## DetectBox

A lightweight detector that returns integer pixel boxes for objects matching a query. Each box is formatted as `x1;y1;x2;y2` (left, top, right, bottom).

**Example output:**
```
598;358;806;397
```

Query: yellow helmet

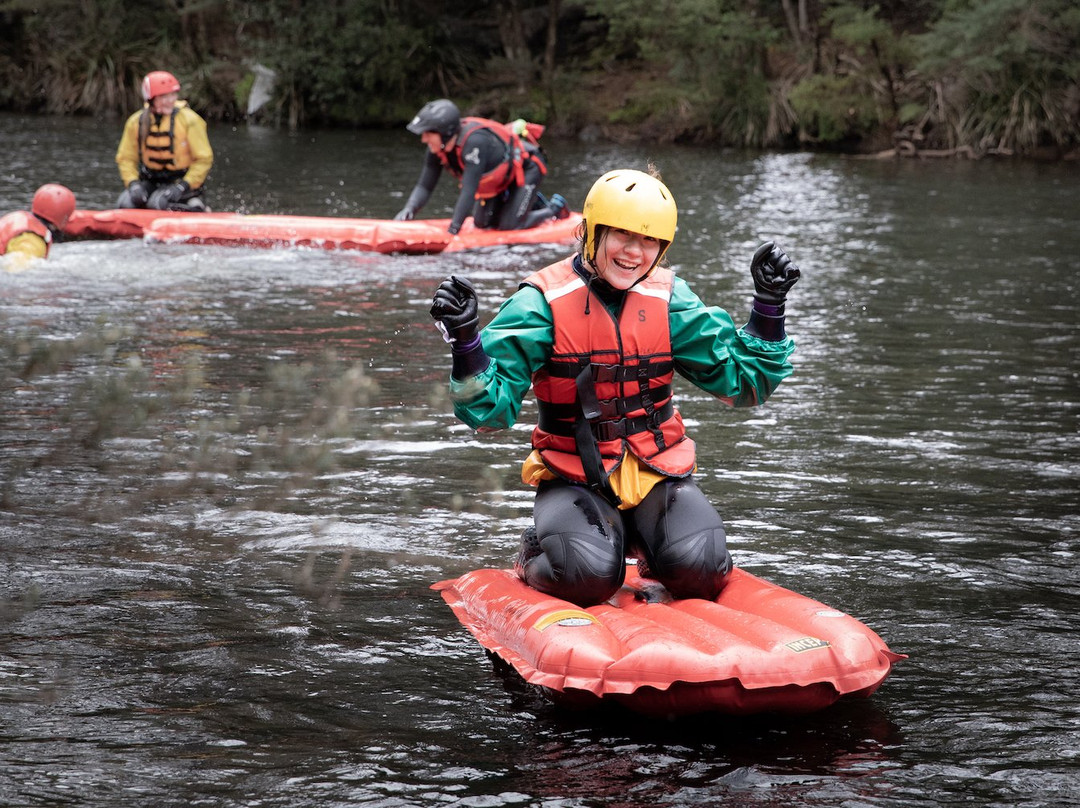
582;169;677;267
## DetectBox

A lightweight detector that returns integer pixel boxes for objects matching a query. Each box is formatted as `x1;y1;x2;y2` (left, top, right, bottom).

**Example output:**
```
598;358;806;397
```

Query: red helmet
31;184;77;228
142;70;181;101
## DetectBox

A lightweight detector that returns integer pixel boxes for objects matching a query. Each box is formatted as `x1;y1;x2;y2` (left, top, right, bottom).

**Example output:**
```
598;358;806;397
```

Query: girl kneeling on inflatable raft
429;167;801;607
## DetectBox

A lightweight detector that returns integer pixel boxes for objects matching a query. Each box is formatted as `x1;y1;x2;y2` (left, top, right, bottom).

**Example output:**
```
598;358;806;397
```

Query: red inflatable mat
64;208;581;254
433;564;905;717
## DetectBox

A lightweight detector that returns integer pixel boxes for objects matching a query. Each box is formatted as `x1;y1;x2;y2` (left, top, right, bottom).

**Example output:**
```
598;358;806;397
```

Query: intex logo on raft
785;637;831;653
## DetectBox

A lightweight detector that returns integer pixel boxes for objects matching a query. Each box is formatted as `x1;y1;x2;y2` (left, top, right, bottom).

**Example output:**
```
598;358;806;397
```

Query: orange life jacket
436;117;547;199
524;257;696;495
0;211;50;255
138;104;186;182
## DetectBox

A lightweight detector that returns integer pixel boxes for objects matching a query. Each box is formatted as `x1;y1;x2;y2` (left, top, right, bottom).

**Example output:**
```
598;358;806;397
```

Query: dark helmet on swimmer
406;98;461;141
582;169;678;270
142;70;181;101
31;183;77;229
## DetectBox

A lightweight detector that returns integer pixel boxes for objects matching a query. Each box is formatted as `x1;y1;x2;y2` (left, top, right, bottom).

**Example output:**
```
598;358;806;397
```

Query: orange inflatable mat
63;209;581;254
432;564;905;717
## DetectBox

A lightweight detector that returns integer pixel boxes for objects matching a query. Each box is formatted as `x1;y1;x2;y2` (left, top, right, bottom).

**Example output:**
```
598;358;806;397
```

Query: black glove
127;181;149;207
430;276;479;345
393;206;415;221
162;180;190;205
447;221;461;236
750;241;801;308
431;276;490;379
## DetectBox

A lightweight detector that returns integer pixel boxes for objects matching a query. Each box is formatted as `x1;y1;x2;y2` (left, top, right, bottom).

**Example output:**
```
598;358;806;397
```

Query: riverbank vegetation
2;0;1077;158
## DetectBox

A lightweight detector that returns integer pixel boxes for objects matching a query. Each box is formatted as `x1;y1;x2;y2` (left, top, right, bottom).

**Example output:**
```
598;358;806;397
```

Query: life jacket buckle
590;363;620;384
593;420;624;442
596;397;622;419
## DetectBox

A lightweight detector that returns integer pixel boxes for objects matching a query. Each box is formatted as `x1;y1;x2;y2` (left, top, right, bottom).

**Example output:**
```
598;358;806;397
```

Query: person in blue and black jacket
395;98;566;235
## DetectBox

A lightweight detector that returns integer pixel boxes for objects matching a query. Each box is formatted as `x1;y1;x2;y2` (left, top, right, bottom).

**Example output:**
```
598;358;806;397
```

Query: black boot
513;526;542;579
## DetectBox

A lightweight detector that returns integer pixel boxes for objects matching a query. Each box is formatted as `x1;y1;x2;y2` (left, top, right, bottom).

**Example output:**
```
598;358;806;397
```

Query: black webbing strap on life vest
545;360;673;382
541;359;675;505
635;361;666;452
538;384;672;421
539;400;675;441
572;363;620;504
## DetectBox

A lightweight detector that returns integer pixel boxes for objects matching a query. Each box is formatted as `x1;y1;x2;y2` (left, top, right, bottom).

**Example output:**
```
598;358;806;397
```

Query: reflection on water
2;113;1079;806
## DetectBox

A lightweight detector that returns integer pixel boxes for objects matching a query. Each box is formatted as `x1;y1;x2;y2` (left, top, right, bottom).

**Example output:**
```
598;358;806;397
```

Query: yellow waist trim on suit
521;449;669;509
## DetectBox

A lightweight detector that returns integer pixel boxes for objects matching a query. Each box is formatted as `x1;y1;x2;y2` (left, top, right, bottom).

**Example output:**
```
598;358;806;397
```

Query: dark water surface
2;113;1078;807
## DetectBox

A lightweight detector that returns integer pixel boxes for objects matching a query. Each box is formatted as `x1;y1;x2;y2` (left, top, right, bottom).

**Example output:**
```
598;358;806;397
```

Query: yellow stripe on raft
532;609;599;631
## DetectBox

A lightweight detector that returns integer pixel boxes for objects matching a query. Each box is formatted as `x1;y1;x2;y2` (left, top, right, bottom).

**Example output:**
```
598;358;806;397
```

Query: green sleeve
448;285;553;430
448;277;795;428
668;276;795;407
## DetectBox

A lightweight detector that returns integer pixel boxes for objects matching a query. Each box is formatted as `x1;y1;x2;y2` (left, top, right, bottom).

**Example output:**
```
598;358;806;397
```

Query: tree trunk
544;0;561;82
542;0;561;116
781;0;802;49
497;0;532;93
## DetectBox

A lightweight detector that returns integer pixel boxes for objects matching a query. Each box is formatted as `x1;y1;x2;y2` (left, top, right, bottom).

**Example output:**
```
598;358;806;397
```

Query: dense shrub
0;0;1076;155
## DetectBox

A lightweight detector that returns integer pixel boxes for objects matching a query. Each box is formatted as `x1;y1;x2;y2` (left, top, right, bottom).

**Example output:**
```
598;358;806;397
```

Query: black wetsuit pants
473;150;547;230
519;476;733;607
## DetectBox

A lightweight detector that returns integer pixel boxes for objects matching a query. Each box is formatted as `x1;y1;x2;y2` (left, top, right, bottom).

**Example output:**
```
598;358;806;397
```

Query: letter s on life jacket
523;257;695;487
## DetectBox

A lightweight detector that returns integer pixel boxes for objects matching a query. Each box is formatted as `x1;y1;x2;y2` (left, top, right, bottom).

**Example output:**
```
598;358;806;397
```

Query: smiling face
592;226;663;290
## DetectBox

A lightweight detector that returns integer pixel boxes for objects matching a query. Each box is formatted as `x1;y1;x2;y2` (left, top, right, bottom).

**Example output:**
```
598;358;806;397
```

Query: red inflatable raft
433;564;905;717
62;209;582;254
64;208;167;241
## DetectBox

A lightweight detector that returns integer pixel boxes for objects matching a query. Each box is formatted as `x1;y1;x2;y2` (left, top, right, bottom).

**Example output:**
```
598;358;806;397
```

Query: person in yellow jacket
115;71;213;211
1;184;77;269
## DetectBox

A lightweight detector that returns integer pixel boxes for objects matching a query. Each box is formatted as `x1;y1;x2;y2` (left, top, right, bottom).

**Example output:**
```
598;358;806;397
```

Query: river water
2;112;1078;807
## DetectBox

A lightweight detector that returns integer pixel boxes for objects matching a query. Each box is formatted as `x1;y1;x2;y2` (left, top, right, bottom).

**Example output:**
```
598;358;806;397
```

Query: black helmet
406;98;461;140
